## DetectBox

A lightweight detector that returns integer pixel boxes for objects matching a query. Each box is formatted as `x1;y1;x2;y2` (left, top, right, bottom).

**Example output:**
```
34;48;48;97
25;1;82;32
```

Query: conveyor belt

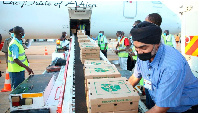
75;36;88;113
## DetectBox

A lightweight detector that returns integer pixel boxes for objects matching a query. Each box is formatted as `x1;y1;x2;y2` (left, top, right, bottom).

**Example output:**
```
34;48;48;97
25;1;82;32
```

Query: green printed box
86;77;140;113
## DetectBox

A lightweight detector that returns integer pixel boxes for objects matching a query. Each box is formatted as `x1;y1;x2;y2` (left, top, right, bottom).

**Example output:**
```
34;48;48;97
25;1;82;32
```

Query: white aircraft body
0;1;181;40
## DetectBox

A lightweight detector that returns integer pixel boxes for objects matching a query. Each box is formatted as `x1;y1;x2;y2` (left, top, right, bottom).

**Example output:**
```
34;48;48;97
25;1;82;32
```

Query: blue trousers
9;71;25;89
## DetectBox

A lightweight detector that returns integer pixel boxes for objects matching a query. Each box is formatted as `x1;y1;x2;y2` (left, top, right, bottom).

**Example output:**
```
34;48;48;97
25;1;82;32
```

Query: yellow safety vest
8;39;28;72
98;35;108;50
79;25;85;30
118;37;128;57
162;34;173;47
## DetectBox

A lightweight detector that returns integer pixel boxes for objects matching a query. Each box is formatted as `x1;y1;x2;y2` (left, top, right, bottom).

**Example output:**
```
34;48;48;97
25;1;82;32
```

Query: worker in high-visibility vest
115;31;130;70
161;30;176;48
97;31;108;57
8;26;34;89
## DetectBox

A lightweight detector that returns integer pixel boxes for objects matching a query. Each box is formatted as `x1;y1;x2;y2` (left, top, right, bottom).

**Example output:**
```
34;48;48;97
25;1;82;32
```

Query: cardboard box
80;45;100;50
77;32;85;36
86;77;140;113
81;53;100;59
104;109;138;113
81;58;100;64
78;35;88;38
78;38;90;43
84;64;120;80
84;60;108;66
77;30;85;33
71;29;76;34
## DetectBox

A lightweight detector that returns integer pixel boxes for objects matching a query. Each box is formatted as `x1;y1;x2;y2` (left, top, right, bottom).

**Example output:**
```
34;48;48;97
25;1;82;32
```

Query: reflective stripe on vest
132;46;137;60
98;35;108;50
8;52;25;57
162;34;173;47
8;39;28;72
118;37;128;57
79;25;85;30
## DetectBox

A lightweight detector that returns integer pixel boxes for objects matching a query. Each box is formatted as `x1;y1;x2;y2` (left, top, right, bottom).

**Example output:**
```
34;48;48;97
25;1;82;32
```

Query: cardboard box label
91;62;103;65
94;80;131;95
94;68;109;72
101;98;132;104
101;84;121;92
93;76;115;79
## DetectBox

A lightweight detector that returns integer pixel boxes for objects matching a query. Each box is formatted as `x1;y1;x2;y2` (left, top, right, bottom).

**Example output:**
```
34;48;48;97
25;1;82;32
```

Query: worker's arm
128;75;141;87
5;52;8;67
115;42;119;49
129;52;135;61
14;59;34;75
104;43;107;51
146;105;169;113
129;39;132;46
92;36;98;41
104;36;108;51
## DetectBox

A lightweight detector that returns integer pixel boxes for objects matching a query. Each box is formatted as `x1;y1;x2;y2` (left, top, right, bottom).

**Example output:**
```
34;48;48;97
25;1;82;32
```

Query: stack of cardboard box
84;63;121;94
77;30;85;36
79;42;100;63
86;77;140;113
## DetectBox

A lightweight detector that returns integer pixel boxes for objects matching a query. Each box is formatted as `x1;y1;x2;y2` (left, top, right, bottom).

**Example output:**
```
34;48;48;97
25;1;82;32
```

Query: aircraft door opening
70;19;90;36
68;7;92;36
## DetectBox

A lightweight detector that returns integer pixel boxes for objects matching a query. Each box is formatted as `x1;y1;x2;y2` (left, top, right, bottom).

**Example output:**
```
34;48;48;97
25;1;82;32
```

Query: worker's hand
90;35;93;38
115;50;119;54
129;52;132;56
103;49;106;52
26;67;34;75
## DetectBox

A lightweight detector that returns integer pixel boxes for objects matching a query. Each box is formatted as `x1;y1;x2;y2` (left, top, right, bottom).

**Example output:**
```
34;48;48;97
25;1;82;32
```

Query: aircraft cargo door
68;7;92;36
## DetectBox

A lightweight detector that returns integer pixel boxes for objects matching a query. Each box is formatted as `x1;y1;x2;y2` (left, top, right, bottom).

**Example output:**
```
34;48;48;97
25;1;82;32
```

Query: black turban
130;21;162;44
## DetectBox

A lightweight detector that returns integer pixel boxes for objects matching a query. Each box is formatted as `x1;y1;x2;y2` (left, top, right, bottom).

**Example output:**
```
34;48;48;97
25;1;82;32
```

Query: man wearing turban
128;21;198;113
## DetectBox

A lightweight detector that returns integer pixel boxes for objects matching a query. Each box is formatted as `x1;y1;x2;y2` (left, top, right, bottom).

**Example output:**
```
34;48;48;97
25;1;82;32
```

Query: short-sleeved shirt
120;37;129;46
9;38;23;59
1;37;12;53
134;43;198;112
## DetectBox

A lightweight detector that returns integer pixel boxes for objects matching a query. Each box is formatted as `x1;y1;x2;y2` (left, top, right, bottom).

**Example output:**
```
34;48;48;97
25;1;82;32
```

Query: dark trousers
101;50;107;58
167;105;198;113
145;88;155;109
9;71;25;89
127;56;136;71
182;105;198;113
145;88;198;113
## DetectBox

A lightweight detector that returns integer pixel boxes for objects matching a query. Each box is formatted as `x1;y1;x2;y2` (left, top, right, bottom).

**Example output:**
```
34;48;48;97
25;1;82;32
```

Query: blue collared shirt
134;43;198;112
9;38;23;59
